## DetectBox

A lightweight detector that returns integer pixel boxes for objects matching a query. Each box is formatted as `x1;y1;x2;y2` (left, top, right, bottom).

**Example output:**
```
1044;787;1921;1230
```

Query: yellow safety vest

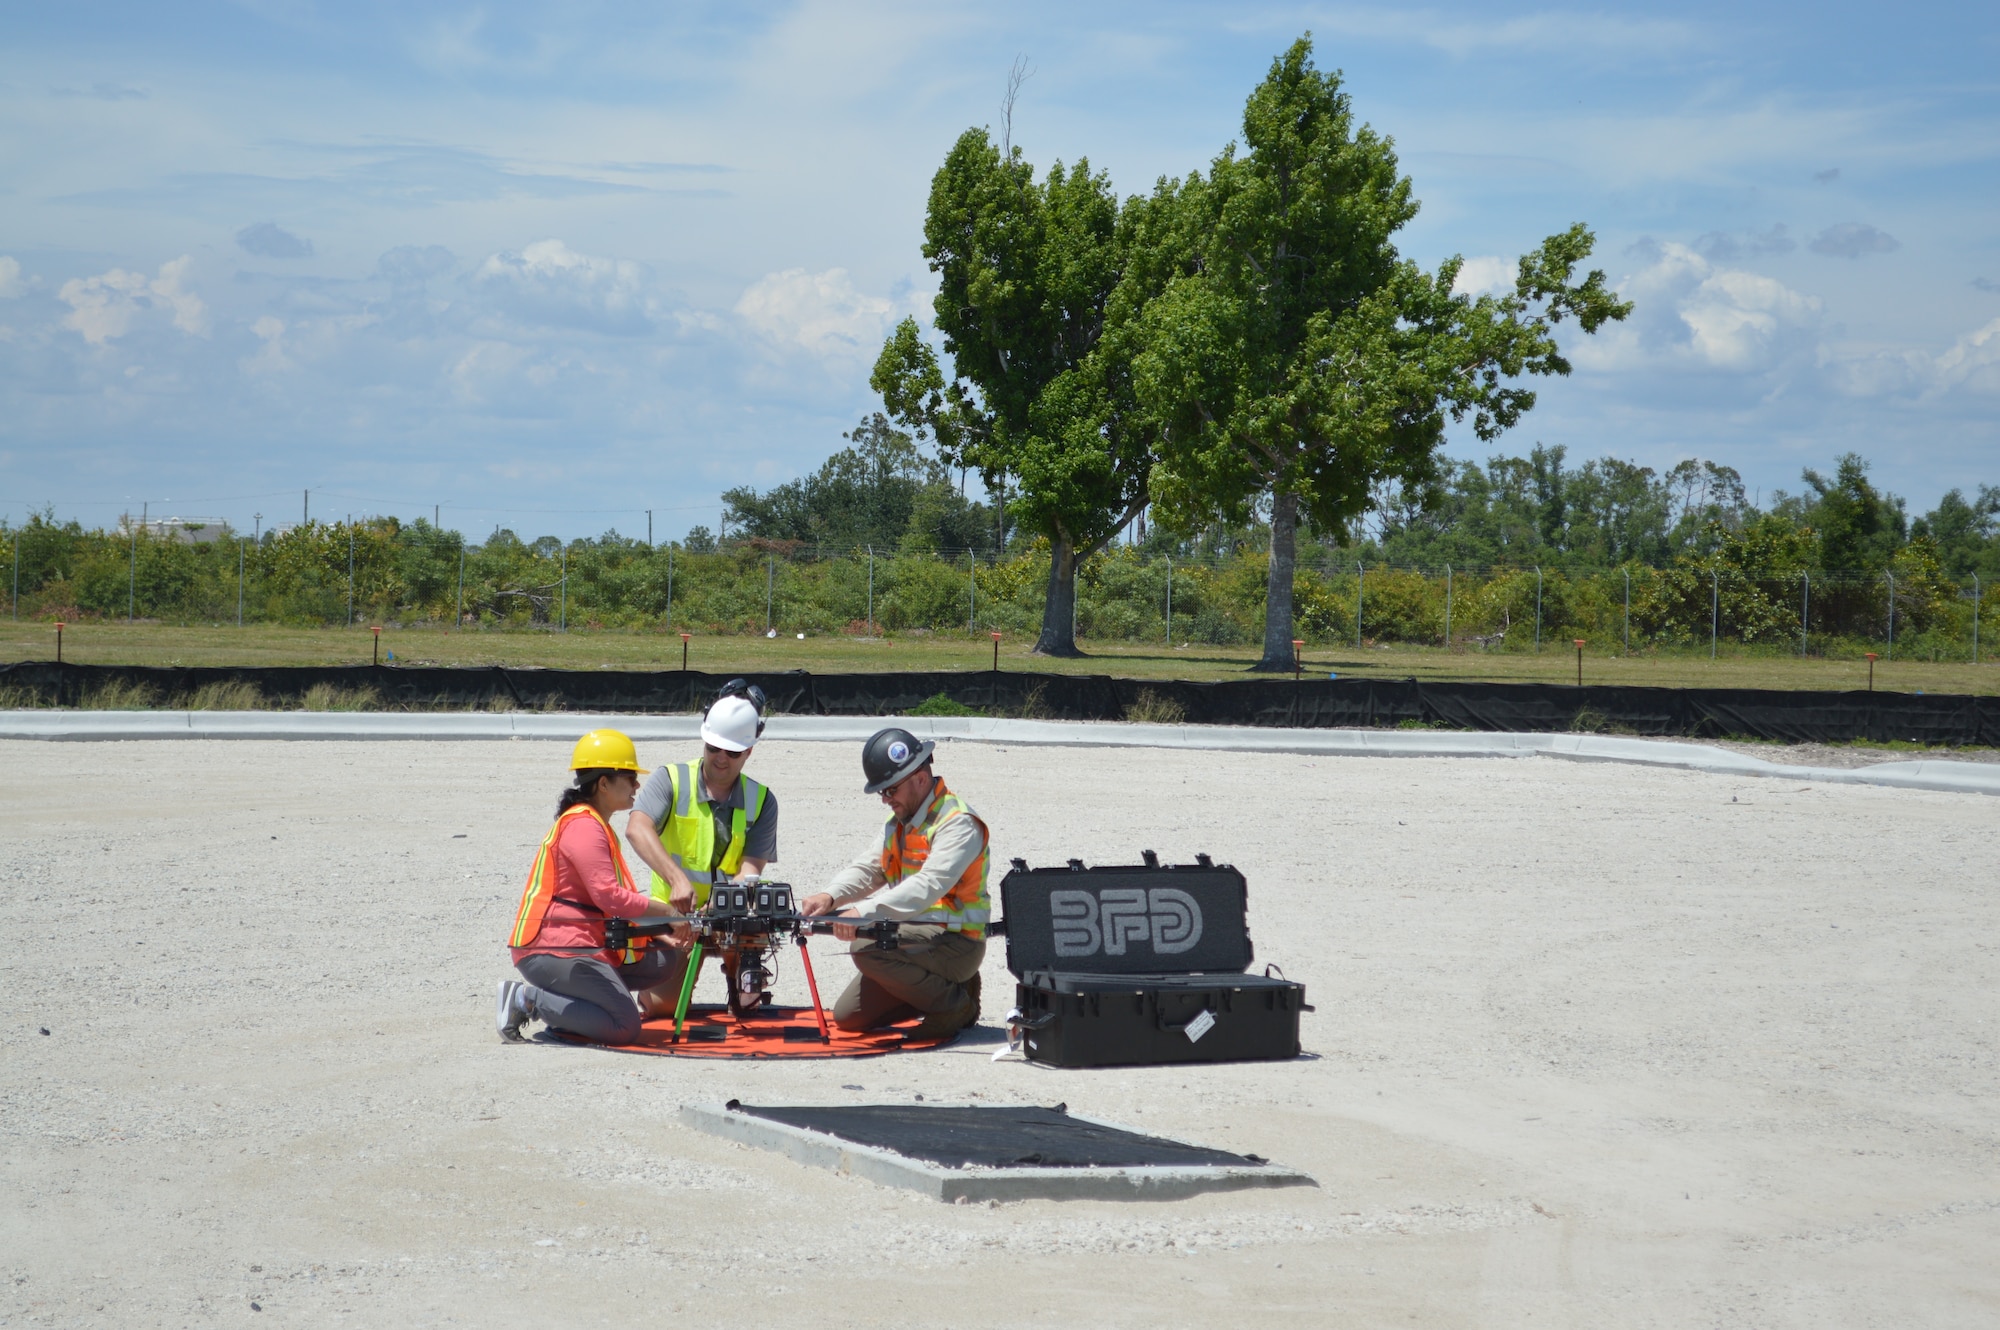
646;761;769;906
881;777;990;938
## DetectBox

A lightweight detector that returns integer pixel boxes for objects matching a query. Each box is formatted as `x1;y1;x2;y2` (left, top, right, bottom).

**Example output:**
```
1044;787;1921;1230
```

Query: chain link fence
2;517;1988;662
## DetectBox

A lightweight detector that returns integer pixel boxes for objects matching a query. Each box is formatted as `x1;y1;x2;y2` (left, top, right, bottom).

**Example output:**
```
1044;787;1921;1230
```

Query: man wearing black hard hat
799;726;990;1039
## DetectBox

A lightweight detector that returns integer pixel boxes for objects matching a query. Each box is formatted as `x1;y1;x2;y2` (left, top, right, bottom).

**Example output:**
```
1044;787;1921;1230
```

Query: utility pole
1622;568;1630;655
128;510;137;622
303;490;309;525
1710;568;1719;659
253;512;262;544
1887;571;1896;660
237;537;245;626
559;547;567;632
666;544;674;630
434;504;439;528
347;517;355;626
646;510;653;549
1534;566;1543;652
1356;563;1366;647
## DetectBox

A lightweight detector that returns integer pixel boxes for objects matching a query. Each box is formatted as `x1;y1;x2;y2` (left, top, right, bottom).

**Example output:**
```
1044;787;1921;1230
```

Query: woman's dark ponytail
557;768;617;816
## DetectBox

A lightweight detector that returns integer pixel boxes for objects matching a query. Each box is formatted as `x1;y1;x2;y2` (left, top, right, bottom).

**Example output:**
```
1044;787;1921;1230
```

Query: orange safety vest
509;804;647;961
880;777;991;938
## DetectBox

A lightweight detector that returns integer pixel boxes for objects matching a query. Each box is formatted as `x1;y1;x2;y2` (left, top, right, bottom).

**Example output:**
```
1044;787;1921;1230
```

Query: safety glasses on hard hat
717;678;768;714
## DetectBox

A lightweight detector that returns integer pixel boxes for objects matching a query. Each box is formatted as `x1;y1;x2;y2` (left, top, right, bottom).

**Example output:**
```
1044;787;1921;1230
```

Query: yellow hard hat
570;728;642;773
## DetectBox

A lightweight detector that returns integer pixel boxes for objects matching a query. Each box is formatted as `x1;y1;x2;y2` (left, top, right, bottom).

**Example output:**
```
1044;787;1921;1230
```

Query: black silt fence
3;661;1995;746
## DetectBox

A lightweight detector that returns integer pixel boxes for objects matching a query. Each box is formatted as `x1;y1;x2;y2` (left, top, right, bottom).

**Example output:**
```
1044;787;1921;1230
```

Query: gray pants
516;946;686;1045
831;925;984;1031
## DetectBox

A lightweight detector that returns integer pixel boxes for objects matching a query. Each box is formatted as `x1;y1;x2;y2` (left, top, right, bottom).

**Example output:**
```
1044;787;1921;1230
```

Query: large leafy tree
873;128;1170;655
721;413;991;554
1132;37;1633;668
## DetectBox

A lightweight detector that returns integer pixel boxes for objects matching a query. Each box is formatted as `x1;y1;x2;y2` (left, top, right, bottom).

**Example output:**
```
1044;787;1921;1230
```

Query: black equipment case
999;854;1309;1068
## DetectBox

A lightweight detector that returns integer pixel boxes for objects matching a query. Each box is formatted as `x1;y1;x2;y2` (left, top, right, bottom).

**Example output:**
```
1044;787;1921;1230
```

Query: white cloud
242;315;292;374
0;257;23;299
471;239;655;335
1451;255;1514;297
1828;317;2000;399
734;267;897;360
58;255;210;345
1303;7;1698;61
1575;242;1820;375
1936;318;2000;394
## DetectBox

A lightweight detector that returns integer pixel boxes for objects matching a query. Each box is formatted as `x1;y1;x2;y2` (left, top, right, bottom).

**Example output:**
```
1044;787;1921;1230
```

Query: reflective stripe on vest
879;777;990;938
646;761;768;905
509;803;646;960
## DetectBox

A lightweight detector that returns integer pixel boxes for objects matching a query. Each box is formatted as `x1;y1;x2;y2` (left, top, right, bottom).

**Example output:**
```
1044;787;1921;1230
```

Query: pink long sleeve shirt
510;812;660;966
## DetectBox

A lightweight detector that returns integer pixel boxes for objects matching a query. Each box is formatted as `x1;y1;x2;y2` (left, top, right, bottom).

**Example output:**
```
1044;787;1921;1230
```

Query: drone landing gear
669;940;832;1044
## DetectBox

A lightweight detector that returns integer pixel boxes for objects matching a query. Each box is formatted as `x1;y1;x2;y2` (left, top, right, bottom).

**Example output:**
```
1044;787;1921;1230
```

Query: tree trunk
1033;531;1083;656
1251;489;1299;671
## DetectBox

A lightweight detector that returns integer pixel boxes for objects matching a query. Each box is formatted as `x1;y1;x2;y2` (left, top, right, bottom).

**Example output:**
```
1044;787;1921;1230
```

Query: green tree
722;414;991;554
1131;36;1633;669
1913;485;2000;578
872;127;1168;655
1800;453;1904;574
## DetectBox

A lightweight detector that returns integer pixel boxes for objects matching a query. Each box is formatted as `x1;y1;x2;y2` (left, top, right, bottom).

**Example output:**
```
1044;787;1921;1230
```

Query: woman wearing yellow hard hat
496;729;687;1044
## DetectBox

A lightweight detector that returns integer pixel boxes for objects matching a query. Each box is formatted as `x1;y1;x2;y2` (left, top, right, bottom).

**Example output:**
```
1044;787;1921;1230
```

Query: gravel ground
3;736;1996;1328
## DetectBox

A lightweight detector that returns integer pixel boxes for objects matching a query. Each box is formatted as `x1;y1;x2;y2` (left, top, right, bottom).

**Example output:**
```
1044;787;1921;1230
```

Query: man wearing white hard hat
625;680;780;1013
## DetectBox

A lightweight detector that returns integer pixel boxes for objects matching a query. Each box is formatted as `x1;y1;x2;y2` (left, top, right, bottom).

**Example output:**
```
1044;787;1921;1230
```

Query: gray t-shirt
633;761;778;872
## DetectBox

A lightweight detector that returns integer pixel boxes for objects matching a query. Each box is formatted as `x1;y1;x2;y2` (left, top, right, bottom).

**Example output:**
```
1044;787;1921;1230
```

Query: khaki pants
831;924;984;1031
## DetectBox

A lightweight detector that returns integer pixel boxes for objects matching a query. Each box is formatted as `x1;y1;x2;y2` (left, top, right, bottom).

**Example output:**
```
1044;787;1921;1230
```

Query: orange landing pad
571;1004;956;1059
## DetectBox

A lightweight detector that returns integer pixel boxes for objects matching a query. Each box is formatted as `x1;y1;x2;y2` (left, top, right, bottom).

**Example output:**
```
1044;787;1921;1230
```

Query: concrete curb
677;1101;1316;1203
3;709;1996;797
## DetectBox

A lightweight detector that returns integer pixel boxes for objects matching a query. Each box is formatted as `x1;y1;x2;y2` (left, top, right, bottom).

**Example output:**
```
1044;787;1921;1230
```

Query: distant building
118;517;229;544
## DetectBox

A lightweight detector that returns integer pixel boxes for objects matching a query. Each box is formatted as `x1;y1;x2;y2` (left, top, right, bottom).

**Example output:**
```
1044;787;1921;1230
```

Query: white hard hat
701;695;763;752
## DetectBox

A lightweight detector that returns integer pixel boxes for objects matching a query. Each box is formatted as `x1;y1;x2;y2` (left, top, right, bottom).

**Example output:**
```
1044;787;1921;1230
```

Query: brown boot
909;990;977;1041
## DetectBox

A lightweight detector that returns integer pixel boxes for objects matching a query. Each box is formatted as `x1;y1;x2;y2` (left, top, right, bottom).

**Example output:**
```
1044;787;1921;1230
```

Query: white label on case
1184;1010;1217;1043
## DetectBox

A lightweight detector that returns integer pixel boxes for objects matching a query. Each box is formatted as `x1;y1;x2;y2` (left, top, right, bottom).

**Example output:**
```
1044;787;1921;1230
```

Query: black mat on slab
725;1102;1262;1169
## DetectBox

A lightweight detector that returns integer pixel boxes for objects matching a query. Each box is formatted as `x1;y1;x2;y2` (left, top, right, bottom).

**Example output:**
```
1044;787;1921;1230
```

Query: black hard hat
862;727;934;794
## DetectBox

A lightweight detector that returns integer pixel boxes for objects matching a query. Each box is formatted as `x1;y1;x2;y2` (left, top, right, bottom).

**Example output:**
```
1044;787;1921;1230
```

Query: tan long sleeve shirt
822;786;987;921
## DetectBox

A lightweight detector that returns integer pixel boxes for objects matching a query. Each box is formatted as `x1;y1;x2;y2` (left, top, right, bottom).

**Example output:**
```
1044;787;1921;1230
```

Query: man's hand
668;880;696;915
827;910;862;943
799;891;835;917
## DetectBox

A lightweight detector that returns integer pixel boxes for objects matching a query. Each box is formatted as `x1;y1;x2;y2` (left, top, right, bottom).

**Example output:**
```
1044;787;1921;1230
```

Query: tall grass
299;683;381;712
79;679;160;709
179;680;267;710
1124;688;1188;725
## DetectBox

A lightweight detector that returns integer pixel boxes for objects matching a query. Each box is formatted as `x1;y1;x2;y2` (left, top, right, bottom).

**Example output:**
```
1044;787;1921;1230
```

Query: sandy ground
1679;738;2000;768
2;737;1996;1329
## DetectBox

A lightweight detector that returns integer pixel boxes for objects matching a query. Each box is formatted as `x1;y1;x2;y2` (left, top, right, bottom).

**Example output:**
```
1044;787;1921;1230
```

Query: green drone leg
670;941;704;1044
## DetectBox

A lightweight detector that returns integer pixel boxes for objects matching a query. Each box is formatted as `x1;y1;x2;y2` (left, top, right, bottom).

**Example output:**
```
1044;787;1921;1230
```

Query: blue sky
2;1;1995;541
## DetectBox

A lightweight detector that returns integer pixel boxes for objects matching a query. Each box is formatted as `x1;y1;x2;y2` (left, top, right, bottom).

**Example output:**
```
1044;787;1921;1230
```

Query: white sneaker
497;979;532;1042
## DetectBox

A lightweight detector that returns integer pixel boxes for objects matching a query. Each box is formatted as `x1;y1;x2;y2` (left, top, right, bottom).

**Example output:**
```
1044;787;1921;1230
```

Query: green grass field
5;620;1996;694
